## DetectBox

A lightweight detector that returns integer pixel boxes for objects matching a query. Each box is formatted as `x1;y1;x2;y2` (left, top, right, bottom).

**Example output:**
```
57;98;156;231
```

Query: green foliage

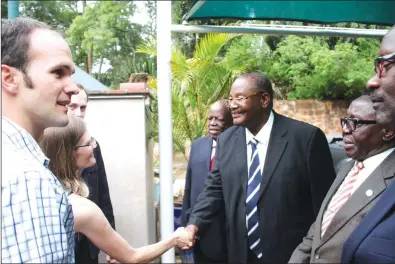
66;1;145;87
263;36;380;99
224;35;269;72
138;33;241;158
1;0;8;18
224;34;379;100
19;1;79;33
13;1;149;88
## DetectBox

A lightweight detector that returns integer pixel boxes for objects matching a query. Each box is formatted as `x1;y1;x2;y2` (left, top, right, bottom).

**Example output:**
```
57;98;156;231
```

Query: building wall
273;99;351;134
84;92;155;261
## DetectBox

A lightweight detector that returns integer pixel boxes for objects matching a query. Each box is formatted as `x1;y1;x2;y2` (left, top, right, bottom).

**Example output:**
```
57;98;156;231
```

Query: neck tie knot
355;161;364;172
249;138;258;147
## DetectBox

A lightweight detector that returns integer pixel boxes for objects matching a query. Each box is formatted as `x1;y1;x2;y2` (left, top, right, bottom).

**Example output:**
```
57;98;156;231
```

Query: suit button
243;232;247;237
315;253;320;260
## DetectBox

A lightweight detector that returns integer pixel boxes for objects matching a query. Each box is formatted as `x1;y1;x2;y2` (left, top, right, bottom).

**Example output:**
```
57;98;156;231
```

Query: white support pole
157;1;175;263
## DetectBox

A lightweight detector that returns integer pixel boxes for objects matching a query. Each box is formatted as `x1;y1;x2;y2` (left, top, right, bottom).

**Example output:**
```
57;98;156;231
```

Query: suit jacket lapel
258;113;288;202
232;127;249;197
202;136;213;171
313;160;354;242
321;151;395;243
342;174;395;263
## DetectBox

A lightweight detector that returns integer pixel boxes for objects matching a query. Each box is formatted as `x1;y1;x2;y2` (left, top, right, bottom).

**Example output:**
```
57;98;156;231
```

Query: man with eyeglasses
180;72;336;264
68;83;116;264
290;95;395;264
368;25;395;131
341;26;395;264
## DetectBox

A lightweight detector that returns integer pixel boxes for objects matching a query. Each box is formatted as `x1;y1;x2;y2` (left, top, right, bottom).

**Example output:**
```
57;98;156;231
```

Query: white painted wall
84;93;156;262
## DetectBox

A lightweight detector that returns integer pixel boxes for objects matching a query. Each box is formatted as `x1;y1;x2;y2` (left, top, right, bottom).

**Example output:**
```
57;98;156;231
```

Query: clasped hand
173;225;196;250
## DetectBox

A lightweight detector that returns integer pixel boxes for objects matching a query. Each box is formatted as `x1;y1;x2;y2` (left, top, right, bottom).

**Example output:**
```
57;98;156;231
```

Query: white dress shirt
211;139;217;159
245;111;275;174
350;147;395;195
245;111;274;228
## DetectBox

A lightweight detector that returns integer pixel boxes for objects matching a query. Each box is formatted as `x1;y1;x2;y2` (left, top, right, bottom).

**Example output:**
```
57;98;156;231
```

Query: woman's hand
106;254;118;264
172;227;193;248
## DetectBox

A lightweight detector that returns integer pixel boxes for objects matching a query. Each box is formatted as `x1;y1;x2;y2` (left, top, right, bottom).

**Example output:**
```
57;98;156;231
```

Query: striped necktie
246;138;263;258
321;161;365;237
210;144;216;171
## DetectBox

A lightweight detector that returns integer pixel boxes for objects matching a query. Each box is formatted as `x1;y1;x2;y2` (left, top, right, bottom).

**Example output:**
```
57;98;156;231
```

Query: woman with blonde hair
40;115;190;263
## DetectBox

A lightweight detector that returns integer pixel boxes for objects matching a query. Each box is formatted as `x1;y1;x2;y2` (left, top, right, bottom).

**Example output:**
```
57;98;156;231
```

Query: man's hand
106;254;118;264
181;225;198;250
173;227;192;248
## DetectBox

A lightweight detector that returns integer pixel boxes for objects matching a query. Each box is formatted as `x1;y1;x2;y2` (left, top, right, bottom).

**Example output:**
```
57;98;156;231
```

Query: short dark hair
76;83;89;103
1;17;51;73
239;72;274;108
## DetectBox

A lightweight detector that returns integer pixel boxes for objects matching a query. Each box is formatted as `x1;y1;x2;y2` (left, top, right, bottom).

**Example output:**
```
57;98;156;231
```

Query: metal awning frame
179;0;388;38
171;23;387;38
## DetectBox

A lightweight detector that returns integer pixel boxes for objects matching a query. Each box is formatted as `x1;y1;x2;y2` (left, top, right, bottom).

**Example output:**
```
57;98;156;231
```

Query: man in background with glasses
368;25;395;131
182;72;336;264
341;26;395;264
290;95;395;263
68;83;116;264
180;100;232;264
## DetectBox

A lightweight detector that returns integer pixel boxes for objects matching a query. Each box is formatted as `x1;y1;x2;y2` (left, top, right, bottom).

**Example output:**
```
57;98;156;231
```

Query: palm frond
194;33;238;60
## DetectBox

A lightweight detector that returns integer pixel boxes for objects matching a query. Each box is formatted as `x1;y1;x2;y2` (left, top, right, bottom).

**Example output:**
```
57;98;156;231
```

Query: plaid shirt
2;117;75;263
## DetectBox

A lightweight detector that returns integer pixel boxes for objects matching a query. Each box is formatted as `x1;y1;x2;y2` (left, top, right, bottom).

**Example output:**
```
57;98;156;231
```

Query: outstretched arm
69;194;190;263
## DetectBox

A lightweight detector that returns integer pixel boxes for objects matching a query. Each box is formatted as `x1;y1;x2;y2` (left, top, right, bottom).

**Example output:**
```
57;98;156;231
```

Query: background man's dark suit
188;112;336;264
342;165;395;264
181;136;227;263
75;141;115;263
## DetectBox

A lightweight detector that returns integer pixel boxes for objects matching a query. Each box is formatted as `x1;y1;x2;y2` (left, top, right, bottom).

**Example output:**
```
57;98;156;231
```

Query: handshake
172;225;199;250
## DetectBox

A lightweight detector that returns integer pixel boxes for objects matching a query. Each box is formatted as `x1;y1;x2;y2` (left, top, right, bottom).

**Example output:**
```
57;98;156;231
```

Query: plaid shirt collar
2;117;50;168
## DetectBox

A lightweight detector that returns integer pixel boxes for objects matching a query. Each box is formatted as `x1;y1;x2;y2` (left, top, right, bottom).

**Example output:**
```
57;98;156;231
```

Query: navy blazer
342;172;395;264
181;136;228;262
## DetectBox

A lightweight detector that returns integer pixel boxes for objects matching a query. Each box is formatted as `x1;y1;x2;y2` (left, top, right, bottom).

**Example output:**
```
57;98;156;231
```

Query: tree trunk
83;0;92;74
87;47;92;75
97;57;104;81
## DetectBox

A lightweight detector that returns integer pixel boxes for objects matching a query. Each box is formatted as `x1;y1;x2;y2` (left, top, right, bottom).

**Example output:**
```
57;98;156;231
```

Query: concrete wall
274;99;351;134
84;91;155;261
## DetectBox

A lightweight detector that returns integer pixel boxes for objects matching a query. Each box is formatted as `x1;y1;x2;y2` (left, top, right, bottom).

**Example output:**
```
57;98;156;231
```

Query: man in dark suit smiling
181;73;336;264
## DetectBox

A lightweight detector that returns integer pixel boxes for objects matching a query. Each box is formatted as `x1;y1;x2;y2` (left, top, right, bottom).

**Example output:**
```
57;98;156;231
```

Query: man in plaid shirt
2;18;79;263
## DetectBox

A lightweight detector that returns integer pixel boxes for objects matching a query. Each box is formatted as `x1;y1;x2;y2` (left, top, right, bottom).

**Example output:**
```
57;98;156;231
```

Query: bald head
349;95;376;119
384;25;395;40
238;72;274;98
210;100;229;113
208;100;233;139
381;25;395;54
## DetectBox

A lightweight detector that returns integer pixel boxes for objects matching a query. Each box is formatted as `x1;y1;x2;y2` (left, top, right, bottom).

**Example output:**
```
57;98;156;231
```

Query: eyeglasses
74;137;97;149
340;117;377;132
374;52;395;78
226;91;266;105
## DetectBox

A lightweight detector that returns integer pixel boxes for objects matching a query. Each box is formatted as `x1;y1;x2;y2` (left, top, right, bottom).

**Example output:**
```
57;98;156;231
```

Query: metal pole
182;0;206;23
157;1;175;263
170;24;387;38
7;0;19;18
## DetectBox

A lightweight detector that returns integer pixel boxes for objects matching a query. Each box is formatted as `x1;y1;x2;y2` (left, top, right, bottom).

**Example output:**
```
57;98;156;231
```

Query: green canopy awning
184;0;394;26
